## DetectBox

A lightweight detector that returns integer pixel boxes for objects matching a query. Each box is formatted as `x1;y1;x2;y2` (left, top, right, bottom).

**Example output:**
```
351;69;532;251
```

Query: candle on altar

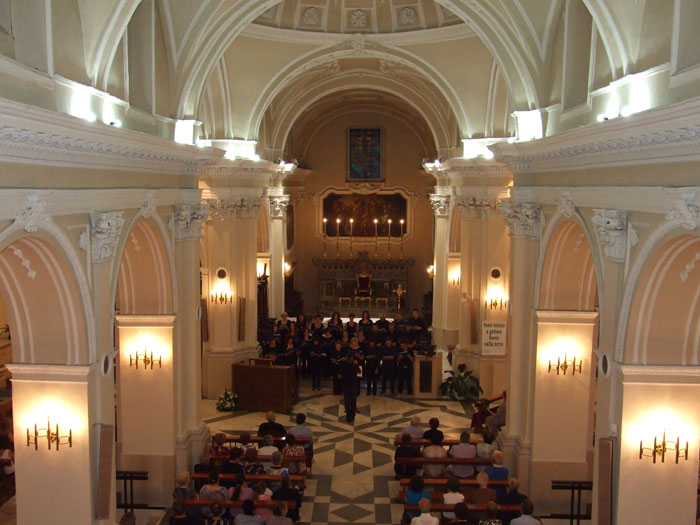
322;218;328;259
335;218;341;259
323;217;327;236
399;219;405;260
373;218;379;259
387;219;392;259
349;218;354;258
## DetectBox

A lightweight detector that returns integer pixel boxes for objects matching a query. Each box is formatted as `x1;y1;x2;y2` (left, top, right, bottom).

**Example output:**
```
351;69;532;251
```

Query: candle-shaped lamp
387;219;392;260
349;218;354;259
399;219;405;260
373;218;379;259
323;218;328;259
335;218;341;259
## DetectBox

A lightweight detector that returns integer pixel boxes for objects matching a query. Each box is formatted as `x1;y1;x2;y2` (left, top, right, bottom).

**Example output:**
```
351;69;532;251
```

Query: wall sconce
547;353;583;376
210;290;233;304
485;296;508;310
26;418;72;450
283;261;292;277
129;349;162;370
211;267;233;304
639;430;689;464
426;265;435;279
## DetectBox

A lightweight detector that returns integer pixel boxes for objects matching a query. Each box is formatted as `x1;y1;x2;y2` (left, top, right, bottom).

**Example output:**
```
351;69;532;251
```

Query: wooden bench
183;498;298;510
399;478;509;489
392;437;482;447
222;434;311;446
404;502;520;512
395;457;493;467
191;473;305;484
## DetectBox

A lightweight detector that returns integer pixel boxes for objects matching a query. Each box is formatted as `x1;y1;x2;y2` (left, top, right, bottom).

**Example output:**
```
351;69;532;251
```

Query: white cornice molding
509;185;700;216
0;188;202;222
0;97;222;174
535;310;599;323
241;23;475;46
492;96;700;172
114;314;177;327
619;364;700;384
7;362;97;382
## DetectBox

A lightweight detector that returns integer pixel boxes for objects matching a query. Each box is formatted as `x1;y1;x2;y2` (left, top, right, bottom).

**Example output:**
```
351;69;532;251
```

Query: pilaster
268;190;290;319
429;193;451;349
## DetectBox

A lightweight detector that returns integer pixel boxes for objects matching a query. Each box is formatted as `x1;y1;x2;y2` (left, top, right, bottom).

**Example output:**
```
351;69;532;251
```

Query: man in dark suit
258;411;287;437
338;353;360;423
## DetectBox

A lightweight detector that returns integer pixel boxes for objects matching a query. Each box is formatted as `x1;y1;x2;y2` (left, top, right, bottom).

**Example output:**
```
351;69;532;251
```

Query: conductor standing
338;353;360;423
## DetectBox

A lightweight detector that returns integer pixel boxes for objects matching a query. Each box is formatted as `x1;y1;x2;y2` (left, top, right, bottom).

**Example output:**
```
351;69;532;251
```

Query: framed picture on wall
347;127;383;181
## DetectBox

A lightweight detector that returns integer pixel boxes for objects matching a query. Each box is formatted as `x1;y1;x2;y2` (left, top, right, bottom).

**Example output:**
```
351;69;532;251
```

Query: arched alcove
624;233;700;365
0;236;89;365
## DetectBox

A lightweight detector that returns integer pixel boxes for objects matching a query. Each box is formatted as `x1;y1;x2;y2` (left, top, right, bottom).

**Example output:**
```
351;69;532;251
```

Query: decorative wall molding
13;194;51;233
557;192;576;218
502;202;541;237
205;197;264;221
592;209;628;263
171;204;208;240
456;196;502;219
664;190;699;230
9;246;36;279
0;98;222;175
429;194;451;217
269;195;291;219
140;191;157;219
491;96;700;172
79;211;125;263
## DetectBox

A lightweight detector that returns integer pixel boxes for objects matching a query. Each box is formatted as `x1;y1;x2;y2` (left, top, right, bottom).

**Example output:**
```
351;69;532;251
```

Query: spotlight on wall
639;430;689;464
129;348;162;370
547;353;583;376
26;418;73;451
426;265;435;279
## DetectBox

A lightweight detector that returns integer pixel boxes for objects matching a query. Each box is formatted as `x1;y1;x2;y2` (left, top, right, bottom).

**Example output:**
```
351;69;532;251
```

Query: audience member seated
258;435;279;469
395;433;420;479
253;481;273;521
288;413;313;466
410;498;439;525
501;478;528;525
220;448;245;487
272;475;301;522
448;431;477;479
238;432;256;453
451;502;471;525
422;433;447;478
485;392;506;437
173;471;198;518
258;411;287;438
211;433;228;457
485;451;508;500
402;416;424;440
206;502;231;524
267;451;289;481
442;476;465;520
510;500;540;525
479;501;503;525
265;502;293;525
476;430;497;473
422;418;444;444
170;499;196;525
234;499;263;525
405;475;431;521
280;434;307;475
230;473;254;518
242;448;266;475
471;399;492;433
199;471;232;518
468;473;497;505
194;450;213;492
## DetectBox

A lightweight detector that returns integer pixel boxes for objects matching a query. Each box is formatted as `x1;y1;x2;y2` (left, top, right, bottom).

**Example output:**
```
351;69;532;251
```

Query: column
268;191;289;319
201;195;262;398
429;194;451;349
172;202;209;471
530;311;598;515
116;314;177;508
500;202;541;489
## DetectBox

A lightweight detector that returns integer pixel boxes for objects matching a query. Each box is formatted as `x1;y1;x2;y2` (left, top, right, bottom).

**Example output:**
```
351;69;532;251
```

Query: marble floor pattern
203;379;473;525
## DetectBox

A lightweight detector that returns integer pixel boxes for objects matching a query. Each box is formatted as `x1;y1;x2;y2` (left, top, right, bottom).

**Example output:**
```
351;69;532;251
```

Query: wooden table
232;363;297;413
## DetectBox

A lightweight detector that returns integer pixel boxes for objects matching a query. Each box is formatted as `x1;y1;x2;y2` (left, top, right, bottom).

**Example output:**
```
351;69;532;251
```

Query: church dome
253;0;463;34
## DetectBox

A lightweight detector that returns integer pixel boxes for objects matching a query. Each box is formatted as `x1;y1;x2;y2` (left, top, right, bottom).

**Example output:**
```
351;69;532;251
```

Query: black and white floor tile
203;380;473;524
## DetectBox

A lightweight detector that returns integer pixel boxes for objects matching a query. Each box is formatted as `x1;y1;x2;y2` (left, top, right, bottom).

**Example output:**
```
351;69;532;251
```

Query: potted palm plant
438;363;483;402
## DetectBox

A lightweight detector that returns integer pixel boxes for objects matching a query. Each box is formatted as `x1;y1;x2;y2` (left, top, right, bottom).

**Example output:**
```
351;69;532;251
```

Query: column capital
171;203;208;240
456;196;502;219
269;194;290;219
592;208;628;262
205;197;264;220
429;194;451;217
79;211;125;262
502;202;541;237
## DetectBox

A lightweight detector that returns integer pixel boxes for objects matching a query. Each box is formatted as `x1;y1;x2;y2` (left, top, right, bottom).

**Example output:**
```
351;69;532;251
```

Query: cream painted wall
289;111;435;313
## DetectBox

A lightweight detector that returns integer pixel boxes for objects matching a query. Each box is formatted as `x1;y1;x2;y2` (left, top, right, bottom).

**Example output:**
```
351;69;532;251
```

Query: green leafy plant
0;324;9;340
215;389;238;412
438;363;483;402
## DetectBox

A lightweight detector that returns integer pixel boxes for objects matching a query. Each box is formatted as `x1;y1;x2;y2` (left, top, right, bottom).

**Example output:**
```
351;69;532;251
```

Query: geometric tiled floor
203;378;473;524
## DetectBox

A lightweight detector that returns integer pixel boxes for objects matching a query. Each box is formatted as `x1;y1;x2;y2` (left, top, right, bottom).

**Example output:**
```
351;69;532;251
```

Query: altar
313;251;413;312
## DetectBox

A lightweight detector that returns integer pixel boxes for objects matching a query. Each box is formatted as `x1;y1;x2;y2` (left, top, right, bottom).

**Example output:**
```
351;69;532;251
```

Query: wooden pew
392;436;482;447
183;498;298;510
211;453;274;463
395;457;493;467
399;478;509;489
191;473;305;484
221;434;311;446
404;502;520;512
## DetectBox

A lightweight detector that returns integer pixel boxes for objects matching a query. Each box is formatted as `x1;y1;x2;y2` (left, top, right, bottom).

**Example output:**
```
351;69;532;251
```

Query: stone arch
0;234;90;365
114;218;175;316
537;215;600;311
623;233;700;365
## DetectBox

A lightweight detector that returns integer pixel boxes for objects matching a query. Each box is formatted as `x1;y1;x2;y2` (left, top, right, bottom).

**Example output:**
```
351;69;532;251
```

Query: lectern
412;353;442;398
232;362;297;413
